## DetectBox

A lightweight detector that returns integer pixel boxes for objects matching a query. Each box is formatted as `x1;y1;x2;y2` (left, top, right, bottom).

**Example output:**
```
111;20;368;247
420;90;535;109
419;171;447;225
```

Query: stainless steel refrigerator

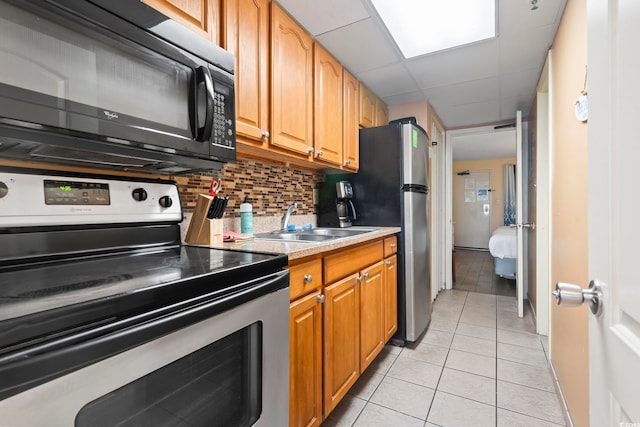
318;120;431;343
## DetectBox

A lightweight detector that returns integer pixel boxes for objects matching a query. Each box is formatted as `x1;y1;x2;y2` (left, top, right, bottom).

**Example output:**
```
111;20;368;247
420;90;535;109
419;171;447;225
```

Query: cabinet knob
316;151;324;157
303;274;313;283
344;160;351;166
317;294;326;303
356;275;362;284
386;260;392;267
362;272;369;279
261;130;270;140
307;147;314;154
390;243;397;248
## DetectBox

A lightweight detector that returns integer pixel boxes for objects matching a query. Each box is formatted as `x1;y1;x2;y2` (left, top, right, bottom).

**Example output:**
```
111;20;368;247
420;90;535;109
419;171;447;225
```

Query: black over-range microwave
0;0;235;174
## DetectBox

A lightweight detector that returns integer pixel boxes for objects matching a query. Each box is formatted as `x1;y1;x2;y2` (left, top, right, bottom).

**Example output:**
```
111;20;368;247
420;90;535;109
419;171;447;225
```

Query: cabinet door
290;291;323;427
359;261;385;372
359;84;375;128
271;4;314;156
375;97;389;126
144;0;219;43
222;0;269;144
343;70;359;170
384;255;398;342
324;274;360;417
313;43;343;166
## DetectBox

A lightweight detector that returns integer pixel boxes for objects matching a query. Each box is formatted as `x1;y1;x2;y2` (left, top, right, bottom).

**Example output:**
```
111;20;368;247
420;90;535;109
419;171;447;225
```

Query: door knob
553;280;603;316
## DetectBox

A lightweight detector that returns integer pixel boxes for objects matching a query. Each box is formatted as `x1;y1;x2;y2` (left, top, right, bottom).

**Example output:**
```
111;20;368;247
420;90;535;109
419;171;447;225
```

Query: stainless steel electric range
0;168;289;427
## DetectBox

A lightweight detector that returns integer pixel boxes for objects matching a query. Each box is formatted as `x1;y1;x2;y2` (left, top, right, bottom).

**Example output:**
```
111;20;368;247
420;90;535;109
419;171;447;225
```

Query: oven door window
75;322;262;427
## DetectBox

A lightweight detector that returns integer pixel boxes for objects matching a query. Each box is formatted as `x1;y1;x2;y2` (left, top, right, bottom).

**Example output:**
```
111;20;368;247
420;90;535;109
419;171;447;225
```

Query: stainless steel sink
253;228;375;243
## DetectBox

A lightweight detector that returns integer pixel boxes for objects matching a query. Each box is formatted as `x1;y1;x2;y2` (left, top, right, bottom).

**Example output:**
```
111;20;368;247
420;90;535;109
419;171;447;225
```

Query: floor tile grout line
424;290;466;425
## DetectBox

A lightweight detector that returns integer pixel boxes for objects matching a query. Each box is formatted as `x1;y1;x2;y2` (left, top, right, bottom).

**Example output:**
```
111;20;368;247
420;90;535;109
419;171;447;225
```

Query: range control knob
132;188;148;202
0;181;8;199
159;195;173;208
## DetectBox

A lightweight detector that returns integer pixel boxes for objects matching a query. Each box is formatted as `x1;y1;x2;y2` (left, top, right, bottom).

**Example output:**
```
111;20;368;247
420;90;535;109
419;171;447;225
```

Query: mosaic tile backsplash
173;159;324;217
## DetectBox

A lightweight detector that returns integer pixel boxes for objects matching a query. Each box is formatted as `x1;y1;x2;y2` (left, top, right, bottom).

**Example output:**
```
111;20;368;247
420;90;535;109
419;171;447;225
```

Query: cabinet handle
303;274;313;283
261;130;270;140
362;272;369;279
316;150;324;157
317;294;326;303
307;147;314;154
386;260;392;267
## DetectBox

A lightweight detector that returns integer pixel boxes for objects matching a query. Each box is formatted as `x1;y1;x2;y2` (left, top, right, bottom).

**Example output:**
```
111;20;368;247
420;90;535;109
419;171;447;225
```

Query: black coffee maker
335;181;357;228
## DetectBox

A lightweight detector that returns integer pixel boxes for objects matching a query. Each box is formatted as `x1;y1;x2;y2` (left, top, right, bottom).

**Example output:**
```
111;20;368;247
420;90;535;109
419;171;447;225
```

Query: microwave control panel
212;81;235;149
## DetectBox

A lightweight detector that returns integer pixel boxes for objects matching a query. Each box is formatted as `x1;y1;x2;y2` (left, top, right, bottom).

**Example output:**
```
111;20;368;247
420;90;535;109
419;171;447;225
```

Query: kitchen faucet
282;202;298;230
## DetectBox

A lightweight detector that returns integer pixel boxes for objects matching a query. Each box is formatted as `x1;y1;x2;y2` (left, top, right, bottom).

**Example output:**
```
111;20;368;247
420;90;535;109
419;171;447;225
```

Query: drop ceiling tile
500;95;533;119
356;63;418;97
500;68;540;99
407;40;500;89
316;18;400;73
423;77;500;109
499;0;565;37
382;91;426;106
499;25;554;74
435;99;501;129
275;0;370;36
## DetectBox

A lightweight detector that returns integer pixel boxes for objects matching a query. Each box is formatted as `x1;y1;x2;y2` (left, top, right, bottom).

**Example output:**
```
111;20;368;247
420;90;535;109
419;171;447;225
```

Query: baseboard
549;360;575;427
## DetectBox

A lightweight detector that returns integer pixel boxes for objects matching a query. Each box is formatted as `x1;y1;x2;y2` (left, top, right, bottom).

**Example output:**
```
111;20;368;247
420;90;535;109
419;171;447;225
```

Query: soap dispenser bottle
239;196;253;234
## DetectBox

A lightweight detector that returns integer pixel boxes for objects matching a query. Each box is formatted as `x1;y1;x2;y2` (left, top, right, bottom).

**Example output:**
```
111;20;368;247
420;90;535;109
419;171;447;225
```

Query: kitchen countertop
186;226;401;261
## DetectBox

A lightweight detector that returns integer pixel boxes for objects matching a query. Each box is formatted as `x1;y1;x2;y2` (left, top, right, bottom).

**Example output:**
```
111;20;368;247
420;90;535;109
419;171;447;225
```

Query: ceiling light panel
371;0;497;58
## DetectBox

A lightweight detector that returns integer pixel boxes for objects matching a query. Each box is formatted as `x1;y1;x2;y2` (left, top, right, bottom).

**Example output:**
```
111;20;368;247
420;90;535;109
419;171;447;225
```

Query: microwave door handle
192;66;214;142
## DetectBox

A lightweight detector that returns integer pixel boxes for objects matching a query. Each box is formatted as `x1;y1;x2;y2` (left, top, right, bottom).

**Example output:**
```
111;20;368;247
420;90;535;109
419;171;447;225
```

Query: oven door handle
0;269;289;401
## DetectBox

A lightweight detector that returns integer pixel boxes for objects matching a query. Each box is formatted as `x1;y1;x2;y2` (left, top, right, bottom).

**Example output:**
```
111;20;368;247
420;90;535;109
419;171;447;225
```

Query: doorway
452;170;491;249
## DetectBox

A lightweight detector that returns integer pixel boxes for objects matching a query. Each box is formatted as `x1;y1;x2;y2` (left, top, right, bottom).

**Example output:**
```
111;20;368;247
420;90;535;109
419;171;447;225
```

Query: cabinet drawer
289;258;323;300
324;240;383;284
383;236;397;257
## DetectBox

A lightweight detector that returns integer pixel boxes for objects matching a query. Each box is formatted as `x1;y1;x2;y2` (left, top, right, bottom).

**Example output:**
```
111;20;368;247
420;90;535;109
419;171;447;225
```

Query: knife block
185;194;223;245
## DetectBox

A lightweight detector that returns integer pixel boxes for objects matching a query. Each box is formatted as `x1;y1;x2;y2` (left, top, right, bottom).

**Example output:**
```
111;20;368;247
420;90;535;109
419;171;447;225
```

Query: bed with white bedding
488;226;517;279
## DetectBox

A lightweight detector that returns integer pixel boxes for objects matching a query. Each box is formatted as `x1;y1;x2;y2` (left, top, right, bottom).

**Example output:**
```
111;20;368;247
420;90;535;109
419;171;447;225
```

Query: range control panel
0;171;182;227
44;180;110;205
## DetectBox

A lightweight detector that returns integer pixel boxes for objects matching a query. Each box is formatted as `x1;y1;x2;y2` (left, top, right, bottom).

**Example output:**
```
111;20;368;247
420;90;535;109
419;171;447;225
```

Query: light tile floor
322;288;566;427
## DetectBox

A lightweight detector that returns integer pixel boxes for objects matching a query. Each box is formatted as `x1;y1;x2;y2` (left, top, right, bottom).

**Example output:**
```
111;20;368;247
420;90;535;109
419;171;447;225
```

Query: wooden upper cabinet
313;43;343;166
270;4;314;157
222;0;270;145
343;70;359;170
144;0;219;43
375;97;389;127
359;84;375;128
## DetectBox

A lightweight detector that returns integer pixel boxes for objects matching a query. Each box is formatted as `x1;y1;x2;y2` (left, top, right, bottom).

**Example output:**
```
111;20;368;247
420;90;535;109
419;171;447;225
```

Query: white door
587;0;640;424
452;170;491;249
515;111;525;317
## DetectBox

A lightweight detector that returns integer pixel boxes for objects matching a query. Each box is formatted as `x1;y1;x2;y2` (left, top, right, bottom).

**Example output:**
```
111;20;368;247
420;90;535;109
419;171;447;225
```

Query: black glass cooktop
0;245;287;350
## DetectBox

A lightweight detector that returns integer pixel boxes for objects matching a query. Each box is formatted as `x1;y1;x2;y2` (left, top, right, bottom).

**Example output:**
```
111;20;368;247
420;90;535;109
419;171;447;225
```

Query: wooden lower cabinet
323;274;360;416
384;255;398;342
290;291;323;427
289;236;397;426
359;261;385;372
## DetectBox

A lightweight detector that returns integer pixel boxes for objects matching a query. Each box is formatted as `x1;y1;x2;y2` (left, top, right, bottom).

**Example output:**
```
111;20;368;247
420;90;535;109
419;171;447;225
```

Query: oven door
0;0;235;171
0;272;289;427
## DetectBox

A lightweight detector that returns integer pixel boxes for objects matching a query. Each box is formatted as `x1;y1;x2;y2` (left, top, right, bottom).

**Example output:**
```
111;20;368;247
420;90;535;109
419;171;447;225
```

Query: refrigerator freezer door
401;124;429;187
403;190;431;341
